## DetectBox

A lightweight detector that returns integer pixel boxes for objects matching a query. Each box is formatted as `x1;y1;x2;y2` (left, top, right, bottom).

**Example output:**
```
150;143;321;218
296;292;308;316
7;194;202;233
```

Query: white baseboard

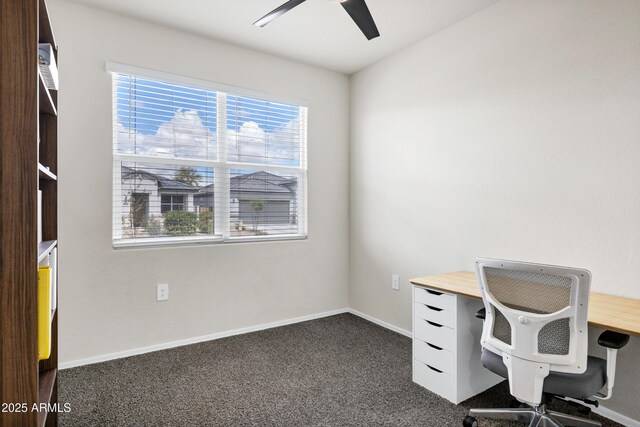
346;308;412;338
593;404;640;427
60;308;349;369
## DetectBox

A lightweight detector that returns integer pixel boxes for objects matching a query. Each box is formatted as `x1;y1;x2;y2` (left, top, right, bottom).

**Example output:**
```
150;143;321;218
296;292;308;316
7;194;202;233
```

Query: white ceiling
69;0;501;74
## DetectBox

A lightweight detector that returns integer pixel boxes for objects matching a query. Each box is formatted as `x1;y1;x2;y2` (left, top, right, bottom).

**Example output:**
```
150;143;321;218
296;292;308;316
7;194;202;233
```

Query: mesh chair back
476;258;591;372
475;258;591;406
484;267;573;355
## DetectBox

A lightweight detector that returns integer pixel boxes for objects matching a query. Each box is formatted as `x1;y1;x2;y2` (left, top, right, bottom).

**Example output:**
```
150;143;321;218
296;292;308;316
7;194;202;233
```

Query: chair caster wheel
463;415;478;427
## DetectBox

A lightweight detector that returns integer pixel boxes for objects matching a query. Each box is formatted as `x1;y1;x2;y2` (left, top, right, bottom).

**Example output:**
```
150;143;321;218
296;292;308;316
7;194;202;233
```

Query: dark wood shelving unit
37;369;57;427
1;0;59;425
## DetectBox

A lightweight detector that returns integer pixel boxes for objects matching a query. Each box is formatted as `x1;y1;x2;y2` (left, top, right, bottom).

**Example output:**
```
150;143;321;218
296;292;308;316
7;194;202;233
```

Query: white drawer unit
414;359;456;402
414;287;455;311
414;339;455;374
414;302;455;328
414;318;455;352
412;285;503;404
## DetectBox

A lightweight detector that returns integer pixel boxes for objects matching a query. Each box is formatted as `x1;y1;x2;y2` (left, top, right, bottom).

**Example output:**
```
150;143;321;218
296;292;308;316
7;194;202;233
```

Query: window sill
112;234;307;250
225;234;308;244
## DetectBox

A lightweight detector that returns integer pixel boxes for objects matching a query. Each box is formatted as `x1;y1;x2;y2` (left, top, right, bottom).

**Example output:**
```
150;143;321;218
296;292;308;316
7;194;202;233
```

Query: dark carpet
59;313;622;426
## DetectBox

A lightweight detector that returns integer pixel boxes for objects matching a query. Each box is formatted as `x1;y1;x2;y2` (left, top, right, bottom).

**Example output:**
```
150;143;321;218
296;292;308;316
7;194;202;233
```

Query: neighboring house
121;166;199;227
194;171;297;225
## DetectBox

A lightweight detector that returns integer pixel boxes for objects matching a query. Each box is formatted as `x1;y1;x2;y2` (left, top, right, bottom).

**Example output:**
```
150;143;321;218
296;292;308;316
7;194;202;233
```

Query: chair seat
481;349;607;399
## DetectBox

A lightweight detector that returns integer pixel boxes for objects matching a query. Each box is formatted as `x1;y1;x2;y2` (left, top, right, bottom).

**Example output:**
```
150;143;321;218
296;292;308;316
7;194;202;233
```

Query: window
161;195;185;213
109;63;308;247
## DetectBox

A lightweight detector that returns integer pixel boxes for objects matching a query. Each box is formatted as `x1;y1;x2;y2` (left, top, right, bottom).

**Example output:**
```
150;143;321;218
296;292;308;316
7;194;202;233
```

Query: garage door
239;200;291;225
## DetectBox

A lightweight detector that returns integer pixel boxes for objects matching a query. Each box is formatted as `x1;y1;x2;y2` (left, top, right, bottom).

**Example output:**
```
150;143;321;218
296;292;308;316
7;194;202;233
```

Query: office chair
463;258;629;427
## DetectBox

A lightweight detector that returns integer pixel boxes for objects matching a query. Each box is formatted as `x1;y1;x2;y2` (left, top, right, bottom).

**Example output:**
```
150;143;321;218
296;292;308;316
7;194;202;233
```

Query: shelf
38;240;57;263
37;368;57;427
38;163;57;181
38;0;57;46
38;70;57;116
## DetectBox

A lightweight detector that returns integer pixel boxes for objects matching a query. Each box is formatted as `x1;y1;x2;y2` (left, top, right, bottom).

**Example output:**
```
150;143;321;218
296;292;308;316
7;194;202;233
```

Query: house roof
197;171;296;195
121;166;200;192
231;171;294;194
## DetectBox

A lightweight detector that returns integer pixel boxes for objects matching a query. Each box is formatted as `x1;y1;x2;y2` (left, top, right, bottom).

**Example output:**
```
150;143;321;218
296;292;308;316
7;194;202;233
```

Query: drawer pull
426;320;443;328
426;305;443;312
427;365;443;373
427;343;443;351
426;289;443;296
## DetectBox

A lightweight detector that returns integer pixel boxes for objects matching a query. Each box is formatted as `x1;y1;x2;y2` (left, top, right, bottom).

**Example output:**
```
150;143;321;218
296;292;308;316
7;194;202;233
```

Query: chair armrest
598;331;630;349
475;308;486;320
595;330;630;400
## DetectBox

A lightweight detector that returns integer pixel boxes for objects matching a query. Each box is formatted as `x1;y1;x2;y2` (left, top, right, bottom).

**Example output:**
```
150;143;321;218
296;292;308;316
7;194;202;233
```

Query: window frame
107;62;308;249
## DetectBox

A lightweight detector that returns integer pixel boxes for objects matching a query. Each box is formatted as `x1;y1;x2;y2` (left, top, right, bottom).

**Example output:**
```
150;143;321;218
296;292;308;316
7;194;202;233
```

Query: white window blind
109;64;308;247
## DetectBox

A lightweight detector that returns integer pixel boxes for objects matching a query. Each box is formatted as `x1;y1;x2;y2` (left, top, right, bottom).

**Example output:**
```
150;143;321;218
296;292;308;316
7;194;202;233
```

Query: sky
115;75;304;168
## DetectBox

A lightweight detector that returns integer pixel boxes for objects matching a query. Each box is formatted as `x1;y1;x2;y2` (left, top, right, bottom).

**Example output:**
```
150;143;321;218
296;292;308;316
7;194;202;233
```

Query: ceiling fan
254;0;380;41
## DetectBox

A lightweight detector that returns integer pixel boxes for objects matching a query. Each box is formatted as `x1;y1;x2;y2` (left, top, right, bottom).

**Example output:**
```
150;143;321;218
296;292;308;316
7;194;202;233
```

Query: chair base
468;404;601;427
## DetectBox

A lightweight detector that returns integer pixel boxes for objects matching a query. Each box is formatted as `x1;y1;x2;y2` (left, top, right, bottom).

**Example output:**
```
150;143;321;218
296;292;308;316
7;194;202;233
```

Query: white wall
49;0;350;363
350;0;640;421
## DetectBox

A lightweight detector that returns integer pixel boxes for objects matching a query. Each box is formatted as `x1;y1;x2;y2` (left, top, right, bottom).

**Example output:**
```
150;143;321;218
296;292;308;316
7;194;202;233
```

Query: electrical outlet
157;283;169;301
392;274;400;291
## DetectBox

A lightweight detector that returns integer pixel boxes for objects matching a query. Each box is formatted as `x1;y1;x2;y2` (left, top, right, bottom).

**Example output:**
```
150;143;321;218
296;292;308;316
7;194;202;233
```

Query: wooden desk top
410;271;640;336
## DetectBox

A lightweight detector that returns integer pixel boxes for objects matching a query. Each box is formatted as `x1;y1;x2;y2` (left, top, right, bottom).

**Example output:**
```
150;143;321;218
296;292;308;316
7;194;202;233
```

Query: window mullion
297;107;308;235
114;154;225;169
113;158;123;239
216;92;230;239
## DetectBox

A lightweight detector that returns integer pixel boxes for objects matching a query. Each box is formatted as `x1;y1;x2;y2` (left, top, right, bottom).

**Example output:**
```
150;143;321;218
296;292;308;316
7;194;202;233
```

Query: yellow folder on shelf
37;266;52;360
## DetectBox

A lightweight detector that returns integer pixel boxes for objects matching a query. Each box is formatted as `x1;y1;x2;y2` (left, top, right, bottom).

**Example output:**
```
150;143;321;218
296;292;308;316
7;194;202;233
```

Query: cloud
117;109;301;167
117;109;216;159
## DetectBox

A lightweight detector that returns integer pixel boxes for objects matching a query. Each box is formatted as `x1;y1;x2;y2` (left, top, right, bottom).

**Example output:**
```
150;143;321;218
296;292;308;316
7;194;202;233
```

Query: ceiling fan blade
341;0;380;40
254;0;307;27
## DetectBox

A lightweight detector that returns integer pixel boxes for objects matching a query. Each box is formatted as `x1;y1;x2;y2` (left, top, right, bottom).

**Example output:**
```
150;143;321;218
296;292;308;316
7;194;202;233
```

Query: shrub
198;210;214;234
144;215;164;236
163;210;197;236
